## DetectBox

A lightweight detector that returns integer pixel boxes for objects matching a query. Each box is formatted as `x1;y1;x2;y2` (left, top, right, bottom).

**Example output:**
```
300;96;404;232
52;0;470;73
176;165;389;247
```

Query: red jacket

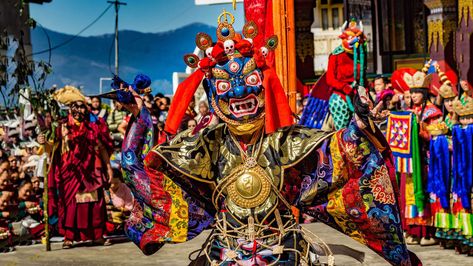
326;50;359;100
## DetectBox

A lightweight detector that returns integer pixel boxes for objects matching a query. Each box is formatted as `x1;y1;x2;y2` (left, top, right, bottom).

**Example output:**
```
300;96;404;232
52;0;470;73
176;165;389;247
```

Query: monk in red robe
42;86;113;249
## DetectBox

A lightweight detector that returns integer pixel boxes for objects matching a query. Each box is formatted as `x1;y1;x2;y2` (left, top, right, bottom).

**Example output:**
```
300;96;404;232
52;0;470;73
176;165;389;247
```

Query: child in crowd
104;168;133;246
11;180;43;245
0;190;14;252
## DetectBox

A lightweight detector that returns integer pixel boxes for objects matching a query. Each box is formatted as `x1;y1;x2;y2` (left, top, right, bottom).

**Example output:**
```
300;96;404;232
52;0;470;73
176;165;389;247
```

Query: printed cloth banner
386;112;413;158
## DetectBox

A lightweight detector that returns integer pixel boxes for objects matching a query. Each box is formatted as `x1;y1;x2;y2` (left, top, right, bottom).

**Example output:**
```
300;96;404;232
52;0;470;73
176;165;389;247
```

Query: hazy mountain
31;23;216;95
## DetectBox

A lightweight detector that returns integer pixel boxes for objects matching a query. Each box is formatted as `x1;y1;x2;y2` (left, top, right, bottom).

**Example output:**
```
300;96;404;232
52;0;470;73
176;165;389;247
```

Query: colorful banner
386;111;413;158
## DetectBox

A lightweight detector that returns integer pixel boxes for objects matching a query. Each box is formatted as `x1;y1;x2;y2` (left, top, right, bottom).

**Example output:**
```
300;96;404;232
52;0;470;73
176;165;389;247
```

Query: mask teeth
422;59;432;74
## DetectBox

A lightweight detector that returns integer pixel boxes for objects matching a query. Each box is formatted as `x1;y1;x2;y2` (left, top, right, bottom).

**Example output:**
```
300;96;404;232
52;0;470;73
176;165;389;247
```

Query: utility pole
107;0;126;76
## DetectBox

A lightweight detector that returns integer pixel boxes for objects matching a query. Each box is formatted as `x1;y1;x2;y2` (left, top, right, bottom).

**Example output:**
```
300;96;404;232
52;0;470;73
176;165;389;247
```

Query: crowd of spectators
0;90;191;252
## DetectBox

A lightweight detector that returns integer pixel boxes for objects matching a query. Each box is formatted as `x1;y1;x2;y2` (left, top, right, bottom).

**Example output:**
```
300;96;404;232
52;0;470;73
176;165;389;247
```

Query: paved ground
0;223;471;265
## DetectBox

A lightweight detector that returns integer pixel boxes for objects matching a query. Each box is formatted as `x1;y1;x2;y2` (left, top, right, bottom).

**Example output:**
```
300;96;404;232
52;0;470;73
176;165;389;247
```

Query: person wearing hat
450;85;473;255
393;62;442;247
22;114;38;140
406;62;443;135
423;65;459;250
2;121;20;152
42;86;113;249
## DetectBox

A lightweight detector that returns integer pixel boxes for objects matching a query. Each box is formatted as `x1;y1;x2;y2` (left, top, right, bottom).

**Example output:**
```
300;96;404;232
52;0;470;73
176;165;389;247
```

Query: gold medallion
227;164;271;209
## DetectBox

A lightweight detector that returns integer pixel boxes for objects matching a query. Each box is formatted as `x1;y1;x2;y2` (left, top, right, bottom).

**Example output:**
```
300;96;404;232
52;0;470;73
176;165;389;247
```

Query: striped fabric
395;157;412;174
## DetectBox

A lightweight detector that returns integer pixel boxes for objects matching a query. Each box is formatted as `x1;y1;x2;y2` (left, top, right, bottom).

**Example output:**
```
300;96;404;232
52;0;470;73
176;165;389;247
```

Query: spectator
107;101;128;141
30;175;42;201
143;94;154;110
373;75;388;102
17;180;35;206
187;119;197;132
0;189;15;252
157;97;170;123
104;168;133;246
153;92;165;108
4;122;20;152
23;114;38;140
90;96;109;120
402;90;412;110
8;156;18;173
155;122;167;145
179;98;196;132
143;94;160;126
0;170;11;191
196;101;210;123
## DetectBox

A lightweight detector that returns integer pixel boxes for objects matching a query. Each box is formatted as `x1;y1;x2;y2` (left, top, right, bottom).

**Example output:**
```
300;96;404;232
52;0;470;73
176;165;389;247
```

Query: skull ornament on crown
339;18;367;53
170;11;283;136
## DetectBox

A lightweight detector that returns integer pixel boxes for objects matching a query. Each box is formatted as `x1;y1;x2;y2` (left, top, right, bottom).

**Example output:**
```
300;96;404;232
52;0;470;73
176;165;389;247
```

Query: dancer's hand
121;85;143;117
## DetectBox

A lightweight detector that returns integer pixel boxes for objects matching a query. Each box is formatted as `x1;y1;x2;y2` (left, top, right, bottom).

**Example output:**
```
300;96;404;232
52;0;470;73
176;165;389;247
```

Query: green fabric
329;94;353;130
331;45;345;55
435;212;455;229
411;115;425;213
460;93;468;105
352;42;367;87
353;43;358;83
458;212;473;237
360;43;367;87
346;95;355;112
18;201;26;210
445;114;454;130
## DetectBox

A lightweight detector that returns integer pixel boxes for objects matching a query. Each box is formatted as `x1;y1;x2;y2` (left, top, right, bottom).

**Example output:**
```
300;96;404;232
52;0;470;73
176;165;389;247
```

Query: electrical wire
29;3;113;56
31;22;53;64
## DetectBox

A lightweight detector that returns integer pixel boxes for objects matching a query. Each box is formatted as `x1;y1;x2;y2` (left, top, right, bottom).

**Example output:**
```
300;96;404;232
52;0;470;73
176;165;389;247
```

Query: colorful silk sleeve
122;108;214;255
299;119;416;266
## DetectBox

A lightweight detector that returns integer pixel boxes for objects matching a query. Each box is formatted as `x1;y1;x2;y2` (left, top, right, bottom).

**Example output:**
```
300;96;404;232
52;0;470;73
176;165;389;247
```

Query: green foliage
0;8;62;126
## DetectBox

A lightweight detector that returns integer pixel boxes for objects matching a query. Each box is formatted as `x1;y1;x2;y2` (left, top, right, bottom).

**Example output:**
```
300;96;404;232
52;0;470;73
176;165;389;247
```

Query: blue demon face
207;57;265;123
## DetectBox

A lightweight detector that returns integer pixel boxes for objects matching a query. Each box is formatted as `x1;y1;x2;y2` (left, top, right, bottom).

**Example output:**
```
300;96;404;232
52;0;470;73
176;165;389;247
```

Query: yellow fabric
326;132;366;245
163;174;189;242
405;174;416;206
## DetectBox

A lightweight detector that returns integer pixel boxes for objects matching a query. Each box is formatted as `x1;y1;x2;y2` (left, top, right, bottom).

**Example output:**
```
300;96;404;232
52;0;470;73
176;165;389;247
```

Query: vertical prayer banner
386;111;413;157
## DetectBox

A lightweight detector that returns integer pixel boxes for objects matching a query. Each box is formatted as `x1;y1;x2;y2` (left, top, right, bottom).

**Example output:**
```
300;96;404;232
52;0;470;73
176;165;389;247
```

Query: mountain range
31;23;217;95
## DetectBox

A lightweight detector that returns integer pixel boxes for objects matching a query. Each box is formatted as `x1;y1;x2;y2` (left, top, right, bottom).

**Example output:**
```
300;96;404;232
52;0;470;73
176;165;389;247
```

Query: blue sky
30;0;244;35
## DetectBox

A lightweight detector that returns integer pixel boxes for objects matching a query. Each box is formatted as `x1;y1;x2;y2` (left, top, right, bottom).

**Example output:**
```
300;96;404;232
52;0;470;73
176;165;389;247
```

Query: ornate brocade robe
122;108;416;265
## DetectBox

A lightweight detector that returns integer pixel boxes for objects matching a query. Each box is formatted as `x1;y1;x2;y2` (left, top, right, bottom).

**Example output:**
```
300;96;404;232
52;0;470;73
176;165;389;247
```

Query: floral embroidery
369;165;396;205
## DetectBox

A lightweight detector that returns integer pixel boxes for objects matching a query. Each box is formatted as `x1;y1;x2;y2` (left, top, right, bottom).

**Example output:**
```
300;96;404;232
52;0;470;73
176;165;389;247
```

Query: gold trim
242;58;257;75
212;68;230;80
226;164;272;208
150;149;216;184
